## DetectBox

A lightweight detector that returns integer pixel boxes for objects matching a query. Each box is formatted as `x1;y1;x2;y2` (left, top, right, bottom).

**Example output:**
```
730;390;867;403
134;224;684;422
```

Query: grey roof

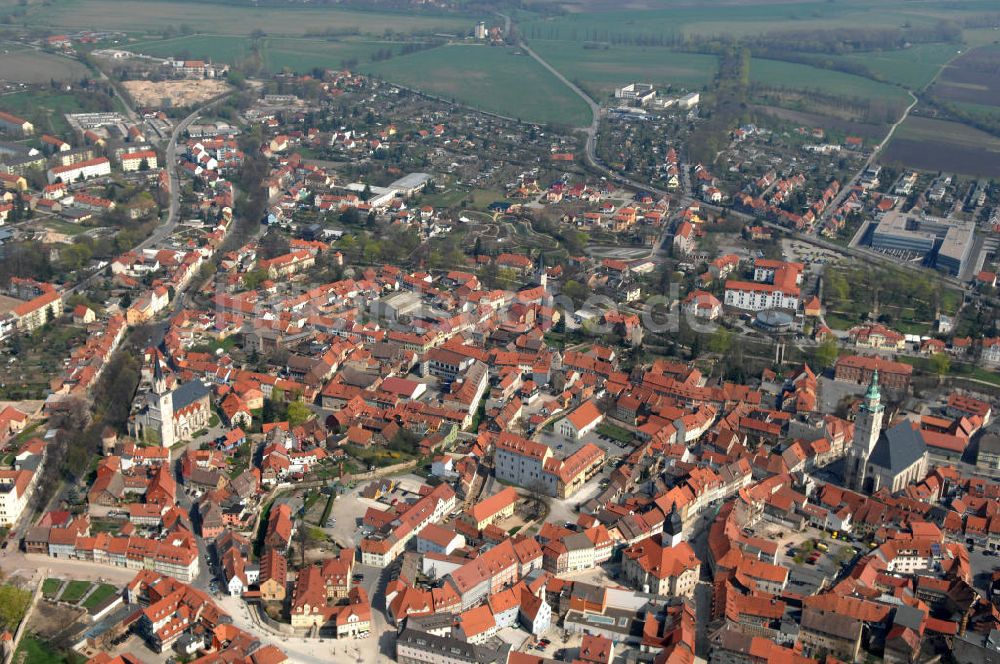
396;628;510;664
980;432;1000;455
893;604;924;631
868;421;926;474
171;379;210;411
564;531;593;552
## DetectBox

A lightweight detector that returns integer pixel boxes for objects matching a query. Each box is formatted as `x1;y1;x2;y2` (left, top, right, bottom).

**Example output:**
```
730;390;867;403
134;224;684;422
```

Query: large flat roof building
871;210;975;276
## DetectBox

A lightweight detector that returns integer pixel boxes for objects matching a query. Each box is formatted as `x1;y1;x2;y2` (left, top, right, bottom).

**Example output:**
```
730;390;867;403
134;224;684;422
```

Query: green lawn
41;578;62;598
361;44;593;127
57;580;92;604
22;0;473;36
528;40;717;99
750;58;911;105
42;219;91;236
81;583;118;610
596;422;634;444
0;90;96;136
14;637;84;664
836;44;961;91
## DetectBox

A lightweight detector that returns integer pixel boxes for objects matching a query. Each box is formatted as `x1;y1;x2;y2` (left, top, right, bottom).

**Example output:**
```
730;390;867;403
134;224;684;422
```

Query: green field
528;40;717;99
125;35;253;62
265;38;408;73
750;58;911;104
58;580;92;604
520;0;975;42
127;34;402;72
41;578;62;598
0;90;109;136
14;637;84;664
82;583;118;610
837;44;961;90
22;0;474;36
361;45;593;127
0;45;91;84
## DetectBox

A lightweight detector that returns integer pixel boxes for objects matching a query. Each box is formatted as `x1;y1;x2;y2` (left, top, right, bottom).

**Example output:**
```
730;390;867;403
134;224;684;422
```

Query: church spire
862;370;883;413
152;353;167;395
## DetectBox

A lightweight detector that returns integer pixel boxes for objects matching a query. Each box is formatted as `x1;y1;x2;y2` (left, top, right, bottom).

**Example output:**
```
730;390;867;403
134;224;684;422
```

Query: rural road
817;90;918;229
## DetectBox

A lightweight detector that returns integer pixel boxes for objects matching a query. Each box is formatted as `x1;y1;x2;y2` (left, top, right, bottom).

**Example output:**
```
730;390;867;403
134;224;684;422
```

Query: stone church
844;371;928;494
131;361;211;447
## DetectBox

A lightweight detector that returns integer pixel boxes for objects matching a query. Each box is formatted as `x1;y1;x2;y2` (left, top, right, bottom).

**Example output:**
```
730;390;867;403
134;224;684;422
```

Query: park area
361;44;594;127
822;263;962;335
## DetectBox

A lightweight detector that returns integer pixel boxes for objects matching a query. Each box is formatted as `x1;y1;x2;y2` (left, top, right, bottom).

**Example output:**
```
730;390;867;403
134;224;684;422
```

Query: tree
814;337;839;369
930;352;951;381
287;401;312;427
0;584;30;630
561;280;588;308
708;327;732;355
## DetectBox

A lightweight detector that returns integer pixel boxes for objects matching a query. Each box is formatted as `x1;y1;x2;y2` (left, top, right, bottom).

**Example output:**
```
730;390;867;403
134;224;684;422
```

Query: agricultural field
519;0;982;42
126;35;429;74
264;38;408;73
881;115;1000;177
0;45;90;84
749;58;911;105
750;105;890;140
124;35;253;63
836;43;961;91
527;40;717;99
21;0;473;37
361;45;593;127
930;45;1000;108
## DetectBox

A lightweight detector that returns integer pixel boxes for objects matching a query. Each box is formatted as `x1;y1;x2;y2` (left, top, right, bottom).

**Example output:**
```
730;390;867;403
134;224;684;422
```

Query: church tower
151;358;174;448
845;370;884;492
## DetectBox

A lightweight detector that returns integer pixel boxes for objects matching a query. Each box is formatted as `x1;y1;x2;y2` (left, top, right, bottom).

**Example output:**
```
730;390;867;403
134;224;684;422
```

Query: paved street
0;552;139;586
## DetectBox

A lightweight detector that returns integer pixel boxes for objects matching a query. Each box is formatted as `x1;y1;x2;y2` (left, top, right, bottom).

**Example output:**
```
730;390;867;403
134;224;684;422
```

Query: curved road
138;94;233;251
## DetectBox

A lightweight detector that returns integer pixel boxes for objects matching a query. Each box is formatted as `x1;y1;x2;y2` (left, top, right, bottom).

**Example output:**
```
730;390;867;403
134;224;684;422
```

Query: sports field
361;45;593;127
750;58;911;105
528;40;717;99
23;0;472;36
0;45;90;83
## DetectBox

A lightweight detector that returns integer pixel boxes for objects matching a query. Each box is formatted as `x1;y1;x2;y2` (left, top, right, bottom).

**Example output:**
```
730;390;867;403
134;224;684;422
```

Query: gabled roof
870;422;926;474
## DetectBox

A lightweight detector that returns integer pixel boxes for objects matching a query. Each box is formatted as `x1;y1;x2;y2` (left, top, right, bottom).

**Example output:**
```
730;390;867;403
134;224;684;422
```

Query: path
818;90;918;228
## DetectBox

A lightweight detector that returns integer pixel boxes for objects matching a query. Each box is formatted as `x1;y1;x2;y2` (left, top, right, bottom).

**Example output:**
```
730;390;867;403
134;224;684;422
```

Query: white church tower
151;359;175;448
845;370;884;492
